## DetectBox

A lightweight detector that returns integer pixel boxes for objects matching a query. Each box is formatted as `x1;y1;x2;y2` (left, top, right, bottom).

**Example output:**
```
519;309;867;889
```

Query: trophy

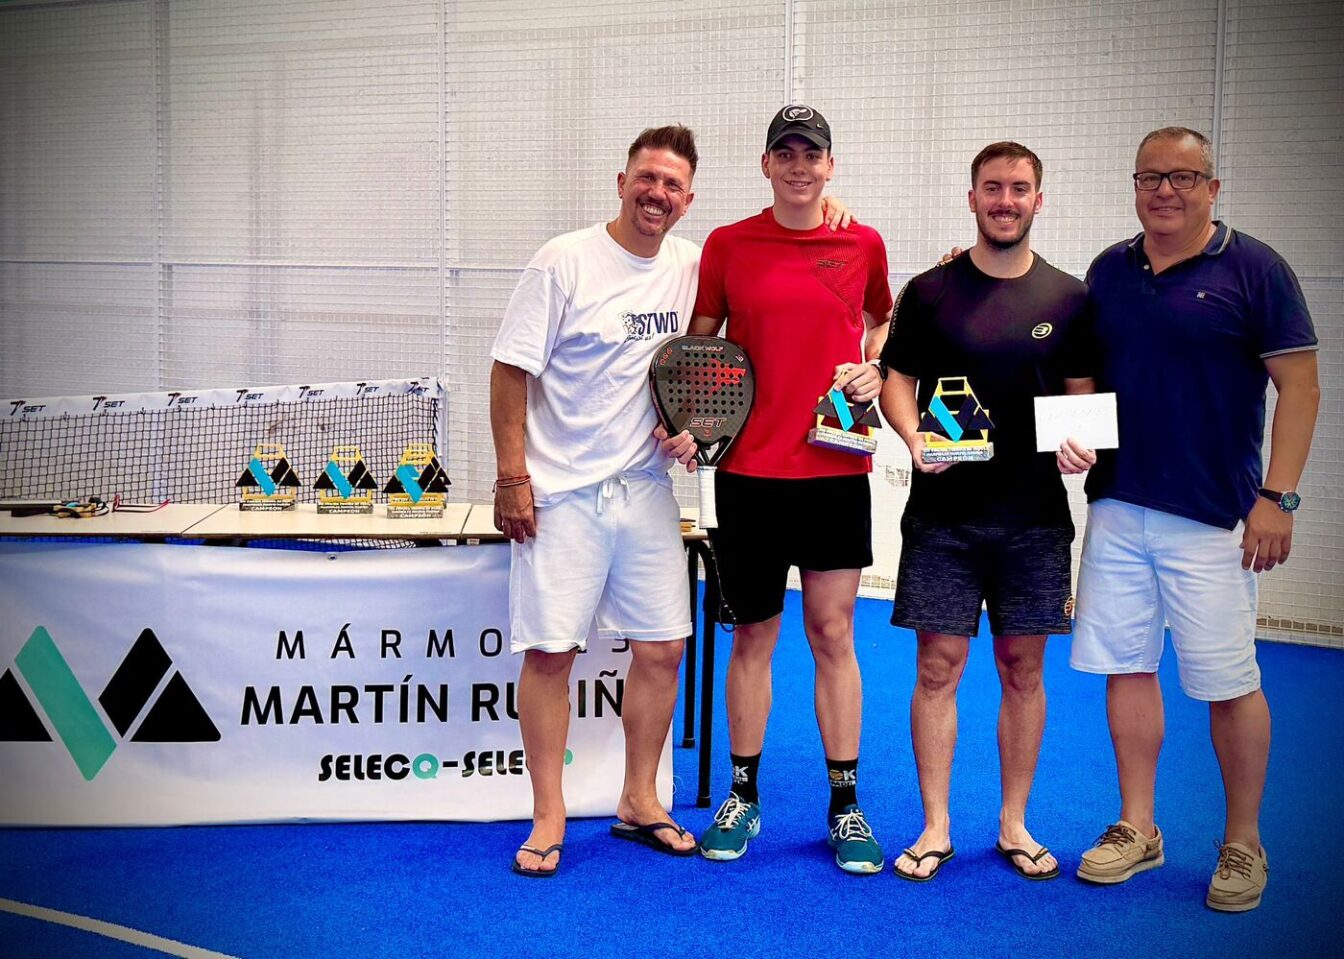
313;445;378;514
807;387;881;456
919;376;995;463
235;442;302;510
383;443;450;519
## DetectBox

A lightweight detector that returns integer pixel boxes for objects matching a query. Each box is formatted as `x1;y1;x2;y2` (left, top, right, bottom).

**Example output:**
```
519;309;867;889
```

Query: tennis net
1;377;446;506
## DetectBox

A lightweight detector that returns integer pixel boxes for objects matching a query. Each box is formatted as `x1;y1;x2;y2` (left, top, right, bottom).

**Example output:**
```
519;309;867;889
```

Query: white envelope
1034;392;1119;451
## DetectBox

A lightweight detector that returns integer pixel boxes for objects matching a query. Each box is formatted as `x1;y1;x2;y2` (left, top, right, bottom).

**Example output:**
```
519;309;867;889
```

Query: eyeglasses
1132;170;1209;191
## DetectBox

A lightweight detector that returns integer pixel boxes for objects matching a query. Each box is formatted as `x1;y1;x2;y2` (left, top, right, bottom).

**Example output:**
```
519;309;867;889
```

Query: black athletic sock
728;751;761;805
827;757;858;816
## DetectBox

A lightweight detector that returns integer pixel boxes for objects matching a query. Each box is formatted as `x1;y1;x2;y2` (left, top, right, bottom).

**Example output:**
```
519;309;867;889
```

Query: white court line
0;897;241;959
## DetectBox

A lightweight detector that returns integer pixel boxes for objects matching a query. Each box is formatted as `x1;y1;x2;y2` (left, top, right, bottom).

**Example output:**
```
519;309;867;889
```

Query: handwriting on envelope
1034;393;1119;452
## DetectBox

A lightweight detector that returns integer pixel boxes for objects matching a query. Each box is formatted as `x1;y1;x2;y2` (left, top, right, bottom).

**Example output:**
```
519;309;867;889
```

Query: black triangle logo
966;406;994;430
132;672;221;743
348;461;378;490
0;669;51;741
271;458;301;488
100;628;172;736
420;458;451;492
918;410;951;439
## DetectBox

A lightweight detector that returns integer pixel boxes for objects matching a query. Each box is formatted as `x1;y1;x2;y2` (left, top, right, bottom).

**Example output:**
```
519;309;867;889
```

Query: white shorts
1070;499;1260;702
509;472;692;653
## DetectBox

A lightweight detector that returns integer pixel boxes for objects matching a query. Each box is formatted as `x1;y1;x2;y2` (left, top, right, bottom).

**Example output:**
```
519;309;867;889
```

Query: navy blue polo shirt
1084;222;1317;530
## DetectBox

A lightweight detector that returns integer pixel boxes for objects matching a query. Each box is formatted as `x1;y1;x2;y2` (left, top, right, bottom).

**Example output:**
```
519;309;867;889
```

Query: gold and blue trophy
313;445;378;514
382;443;450;519
807;388;881;456
919;376;994;463
235;442;302;510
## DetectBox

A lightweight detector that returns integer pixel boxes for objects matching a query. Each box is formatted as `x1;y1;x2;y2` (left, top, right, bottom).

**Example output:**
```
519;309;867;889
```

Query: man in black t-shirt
877;142;1095;882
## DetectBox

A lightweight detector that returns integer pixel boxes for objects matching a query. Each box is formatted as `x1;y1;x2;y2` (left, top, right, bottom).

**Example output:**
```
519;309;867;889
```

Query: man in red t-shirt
664;105;893;873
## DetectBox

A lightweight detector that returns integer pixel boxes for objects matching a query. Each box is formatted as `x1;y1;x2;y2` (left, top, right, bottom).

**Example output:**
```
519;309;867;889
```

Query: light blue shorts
1070;499;1260;702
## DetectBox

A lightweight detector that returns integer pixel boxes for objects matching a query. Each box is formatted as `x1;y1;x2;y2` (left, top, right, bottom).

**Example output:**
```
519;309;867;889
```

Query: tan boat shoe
1206;840;1268;912
1076;820;1164;884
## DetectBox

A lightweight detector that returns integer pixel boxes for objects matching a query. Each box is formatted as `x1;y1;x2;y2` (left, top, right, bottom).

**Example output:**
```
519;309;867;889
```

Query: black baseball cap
765;104;831;151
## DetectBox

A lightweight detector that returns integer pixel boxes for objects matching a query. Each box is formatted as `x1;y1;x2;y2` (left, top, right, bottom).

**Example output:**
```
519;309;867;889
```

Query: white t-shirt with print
491;223;701;505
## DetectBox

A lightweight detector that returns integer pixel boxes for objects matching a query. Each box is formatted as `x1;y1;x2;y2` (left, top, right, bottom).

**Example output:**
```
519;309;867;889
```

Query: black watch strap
1258;487;1302;512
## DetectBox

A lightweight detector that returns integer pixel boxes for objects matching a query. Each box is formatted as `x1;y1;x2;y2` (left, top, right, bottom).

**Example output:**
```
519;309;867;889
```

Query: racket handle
698;465;718;529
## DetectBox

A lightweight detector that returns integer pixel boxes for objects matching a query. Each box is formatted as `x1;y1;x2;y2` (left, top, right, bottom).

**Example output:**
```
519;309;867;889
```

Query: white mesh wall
1;0;157;394
159;0;444;391
1;0;1340;639
1;263;157;394
793;0;1218;276
1221;0;1344;644
443;0;786;500
1261;281;1344;646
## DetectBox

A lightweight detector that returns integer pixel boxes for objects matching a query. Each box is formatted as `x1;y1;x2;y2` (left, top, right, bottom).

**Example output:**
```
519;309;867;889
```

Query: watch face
1281;491;1302;512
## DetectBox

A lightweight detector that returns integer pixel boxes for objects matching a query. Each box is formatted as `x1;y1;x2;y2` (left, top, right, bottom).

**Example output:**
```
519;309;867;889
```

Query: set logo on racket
2;626;221;781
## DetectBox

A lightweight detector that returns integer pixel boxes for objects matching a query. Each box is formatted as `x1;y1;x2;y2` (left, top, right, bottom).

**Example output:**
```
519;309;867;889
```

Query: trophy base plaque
239;498;297;512
386;505;444;520
922;442;994;463
316;501;374;515
808;426;877;456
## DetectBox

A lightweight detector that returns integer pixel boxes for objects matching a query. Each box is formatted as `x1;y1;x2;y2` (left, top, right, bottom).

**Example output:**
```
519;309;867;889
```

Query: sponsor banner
0;542;670;826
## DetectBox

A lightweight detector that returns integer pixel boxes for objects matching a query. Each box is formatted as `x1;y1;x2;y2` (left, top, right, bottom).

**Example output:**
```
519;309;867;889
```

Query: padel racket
649;336;755;528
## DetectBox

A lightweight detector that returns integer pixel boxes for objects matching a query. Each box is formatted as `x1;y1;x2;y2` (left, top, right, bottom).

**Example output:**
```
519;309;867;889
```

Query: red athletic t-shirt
694;209;893;478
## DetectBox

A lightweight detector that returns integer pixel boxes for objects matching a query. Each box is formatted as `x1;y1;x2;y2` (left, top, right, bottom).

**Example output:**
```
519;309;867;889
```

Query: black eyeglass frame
1132;170;1211;192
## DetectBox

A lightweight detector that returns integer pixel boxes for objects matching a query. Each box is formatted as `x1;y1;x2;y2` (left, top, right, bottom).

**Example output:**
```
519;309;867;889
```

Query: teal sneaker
699;793;761;861
828;804;883;874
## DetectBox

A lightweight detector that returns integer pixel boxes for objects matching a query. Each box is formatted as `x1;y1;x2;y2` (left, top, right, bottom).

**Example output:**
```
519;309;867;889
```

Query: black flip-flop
996;841;1060;881
893;846;955;882
610;821;697;857
511;842;563;878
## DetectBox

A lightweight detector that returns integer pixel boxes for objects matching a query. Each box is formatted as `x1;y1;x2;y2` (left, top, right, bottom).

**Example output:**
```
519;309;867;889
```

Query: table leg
682;544;698;748
696;542;718;808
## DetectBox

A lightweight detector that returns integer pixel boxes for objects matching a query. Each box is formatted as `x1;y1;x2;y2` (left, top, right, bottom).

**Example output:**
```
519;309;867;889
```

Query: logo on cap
782;105;815;122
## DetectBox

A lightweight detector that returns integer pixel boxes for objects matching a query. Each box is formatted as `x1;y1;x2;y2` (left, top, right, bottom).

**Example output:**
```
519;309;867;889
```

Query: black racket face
649;336;755;450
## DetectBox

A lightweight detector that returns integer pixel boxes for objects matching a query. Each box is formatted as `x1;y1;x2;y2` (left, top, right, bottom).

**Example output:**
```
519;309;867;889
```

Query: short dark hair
1137;127;1215;176
627;125;698;176
971;141;1043;189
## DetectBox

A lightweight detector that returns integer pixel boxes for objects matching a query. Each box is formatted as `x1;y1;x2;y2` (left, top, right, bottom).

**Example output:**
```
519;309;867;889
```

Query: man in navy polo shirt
1064;127;1320;912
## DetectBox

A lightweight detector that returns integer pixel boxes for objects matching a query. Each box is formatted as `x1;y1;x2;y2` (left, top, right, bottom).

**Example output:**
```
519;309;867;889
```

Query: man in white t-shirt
491;127;852;876
490;126;703;875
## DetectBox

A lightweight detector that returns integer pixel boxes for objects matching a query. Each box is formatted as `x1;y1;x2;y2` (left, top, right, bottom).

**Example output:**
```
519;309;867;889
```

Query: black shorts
891;514;1075;637
708;471;872;626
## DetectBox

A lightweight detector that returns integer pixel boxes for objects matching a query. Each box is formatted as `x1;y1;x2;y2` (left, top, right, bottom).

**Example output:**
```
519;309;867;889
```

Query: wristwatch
1258;487;1302;513
866;357;887;381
